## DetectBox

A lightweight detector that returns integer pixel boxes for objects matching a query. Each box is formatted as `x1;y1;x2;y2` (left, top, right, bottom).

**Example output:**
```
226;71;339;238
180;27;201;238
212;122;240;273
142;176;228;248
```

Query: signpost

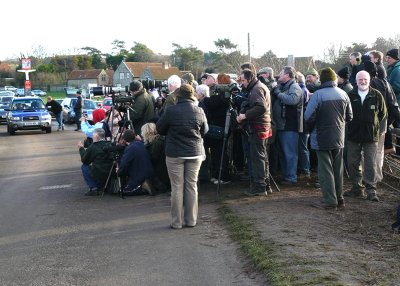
17;58;36;96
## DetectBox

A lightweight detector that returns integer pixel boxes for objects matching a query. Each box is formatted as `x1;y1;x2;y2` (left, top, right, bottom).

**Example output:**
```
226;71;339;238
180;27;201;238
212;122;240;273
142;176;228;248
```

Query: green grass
47;91;65;99
218;204;343;286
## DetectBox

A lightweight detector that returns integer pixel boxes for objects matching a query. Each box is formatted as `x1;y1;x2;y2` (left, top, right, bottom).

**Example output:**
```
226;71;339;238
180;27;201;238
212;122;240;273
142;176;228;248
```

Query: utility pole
248;33;251;63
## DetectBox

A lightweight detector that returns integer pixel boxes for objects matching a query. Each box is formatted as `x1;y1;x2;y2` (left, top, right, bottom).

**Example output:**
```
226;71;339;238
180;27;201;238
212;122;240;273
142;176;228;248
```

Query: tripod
101;158;124;199
216;103;235;199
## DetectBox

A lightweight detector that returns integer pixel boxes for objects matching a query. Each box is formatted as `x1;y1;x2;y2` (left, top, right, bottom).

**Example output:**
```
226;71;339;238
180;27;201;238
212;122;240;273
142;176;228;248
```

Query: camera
138;79;167;92
215;82;241;99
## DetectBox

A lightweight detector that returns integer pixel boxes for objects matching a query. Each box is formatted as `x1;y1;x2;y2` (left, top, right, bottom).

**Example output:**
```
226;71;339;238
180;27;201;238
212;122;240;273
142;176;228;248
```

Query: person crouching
117;129;154;196
77;128;114;196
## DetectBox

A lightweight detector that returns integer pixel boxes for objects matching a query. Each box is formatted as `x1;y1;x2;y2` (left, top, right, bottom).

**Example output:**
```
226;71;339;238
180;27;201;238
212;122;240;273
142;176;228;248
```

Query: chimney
163;62;170;69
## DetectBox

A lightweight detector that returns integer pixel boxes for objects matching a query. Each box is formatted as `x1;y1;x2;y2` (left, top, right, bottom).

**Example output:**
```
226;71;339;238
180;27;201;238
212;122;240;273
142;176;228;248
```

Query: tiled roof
124;62;182;80
68;69;104;80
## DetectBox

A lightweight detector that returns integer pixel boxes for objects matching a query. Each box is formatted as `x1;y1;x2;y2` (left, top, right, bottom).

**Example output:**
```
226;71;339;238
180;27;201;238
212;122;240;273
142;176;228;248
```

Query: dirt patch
205;171;400;285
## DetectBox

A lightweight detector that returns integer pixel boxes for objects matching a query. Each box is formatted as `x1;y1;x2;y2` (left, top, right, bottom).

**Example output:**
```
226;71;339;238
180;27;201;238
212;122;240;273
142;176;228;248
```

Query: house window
101;74;106;81
126;73;130;79
120;73;125;80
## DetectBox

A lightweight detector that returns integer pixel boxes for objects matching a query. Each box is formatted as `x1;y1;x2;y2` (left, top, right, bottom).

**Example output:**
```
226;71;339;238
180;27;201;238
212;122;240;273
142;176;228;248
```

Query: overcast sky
2;0;399;61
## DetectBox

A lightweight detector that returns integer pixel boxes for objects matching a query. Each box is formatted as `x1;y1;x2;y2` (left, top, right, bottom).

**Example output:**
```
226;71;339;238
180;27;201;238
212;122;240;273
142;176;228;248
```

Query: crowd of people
74;47;400;228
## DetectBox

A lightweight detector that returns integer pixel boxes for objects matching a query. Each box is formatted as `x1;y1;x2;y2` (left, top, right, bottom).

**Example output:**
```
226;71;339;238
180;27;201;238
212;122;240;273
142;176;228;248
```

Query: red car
102;97;113;111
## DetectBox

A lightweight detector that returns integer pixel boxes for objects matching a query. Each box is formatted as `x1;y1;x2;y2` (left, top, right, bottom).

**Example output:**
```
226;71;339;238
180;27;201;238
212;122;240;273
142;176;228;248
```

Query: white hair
168;75;181;89
196;84;210;98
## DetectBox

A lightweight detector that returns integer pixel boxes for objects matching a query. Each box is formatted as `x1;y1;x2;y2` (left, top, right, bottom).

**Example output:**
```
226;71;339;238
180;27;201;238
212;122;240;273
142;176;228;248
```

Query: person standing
237;68;272;196
344;71;387;202
46;96;63;131
156;84;208;229
271;66;303;185
305;68;353;209
74;90;83;131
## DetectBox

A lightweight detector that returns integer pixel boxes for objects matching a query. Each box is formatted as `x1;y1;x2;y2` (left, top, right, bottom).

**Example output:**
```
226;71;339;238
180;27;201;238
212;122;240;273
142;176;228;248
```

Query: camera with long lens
215;82;241;99
92;86;117;96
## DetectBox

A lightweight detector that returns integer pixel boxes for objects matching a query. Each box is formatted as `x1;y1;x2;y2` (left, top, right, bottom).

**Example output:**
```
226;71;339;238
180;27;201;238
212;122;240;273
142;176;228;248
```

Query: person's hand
271;81;278;89
237;113;246;123
80;116;87;122
77;141;84;148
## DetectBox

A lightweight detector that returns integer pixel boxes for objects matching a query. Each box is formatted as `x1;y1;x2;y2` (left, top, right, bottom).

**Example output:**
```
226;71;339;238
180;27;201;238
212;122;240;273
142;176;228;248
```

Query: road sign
22;58;32;70
25;80;32;89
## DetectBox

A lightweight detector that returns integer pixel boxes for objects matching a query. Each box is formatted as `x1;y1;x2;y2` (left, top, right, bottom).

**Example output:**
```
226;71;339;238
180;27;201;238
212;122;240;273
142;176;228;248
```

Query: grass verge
218;204;294;285
218;204;343;286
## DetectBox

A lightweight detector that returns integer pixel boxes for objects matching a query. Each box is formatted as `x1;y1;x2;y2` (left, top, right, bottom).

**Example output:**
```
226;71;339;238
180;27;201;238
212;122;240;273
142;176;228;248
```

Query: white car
31;89;47;97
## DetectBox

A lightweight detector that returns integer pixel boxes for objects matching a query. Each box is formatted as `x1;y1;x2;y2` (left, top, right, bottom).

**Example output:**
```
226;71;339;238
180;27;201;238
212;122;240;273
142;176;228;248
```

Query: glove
272;86;281;96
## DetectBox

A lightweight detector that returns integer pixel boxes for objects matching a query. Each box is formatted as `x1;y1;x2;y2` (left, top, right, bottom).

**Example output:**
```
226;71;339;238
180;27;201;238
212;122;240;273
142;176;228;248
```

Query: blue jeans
55;112;63;129
278;131;299;183
298;132;310;174
81;164;100;189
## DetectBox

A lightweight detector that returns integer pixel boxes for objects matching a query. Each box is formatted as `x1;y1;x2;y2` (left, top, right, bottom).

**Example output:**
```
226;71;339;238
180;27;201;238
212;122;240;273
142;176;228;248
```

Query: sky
2;0;399;62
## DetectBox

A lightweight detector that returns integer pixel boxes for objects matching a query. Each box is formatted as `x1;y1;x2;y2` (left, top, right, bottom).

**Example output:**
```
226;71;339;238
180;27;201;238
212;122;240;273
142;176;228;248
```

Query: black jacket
45;100;62;113
156;97;208;158
347;87;387;143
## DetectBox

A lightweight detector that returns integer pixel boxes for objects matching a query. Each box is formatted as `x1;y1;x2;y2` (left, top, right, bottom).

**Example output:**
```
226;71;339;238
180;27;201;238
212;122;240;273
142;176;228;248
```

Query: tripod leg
101;161;116;199
270;173;280;192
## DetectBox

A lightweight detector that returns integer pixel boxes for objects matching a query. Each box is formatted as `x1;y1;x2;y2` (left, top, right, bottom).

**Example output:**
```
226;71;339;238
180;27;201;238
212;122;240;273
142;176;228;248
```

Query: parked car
31;89;47;97
0;90;15;97
61;98;97;123
102;97;113;111
0;96;14;124
5;97;52;135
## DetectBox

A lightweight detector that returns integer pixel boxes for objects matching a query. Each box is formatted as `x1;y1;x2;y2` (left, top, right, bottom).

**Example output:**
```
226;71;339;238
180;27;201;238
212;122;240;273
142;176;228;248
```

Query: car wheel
46;127;52;133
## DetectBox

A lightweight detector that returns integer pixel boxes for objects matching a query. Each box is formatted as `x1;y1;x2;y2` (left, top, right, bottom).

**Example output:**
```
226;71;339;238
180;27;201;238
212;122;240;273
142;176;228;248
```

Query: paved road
0;123;262;285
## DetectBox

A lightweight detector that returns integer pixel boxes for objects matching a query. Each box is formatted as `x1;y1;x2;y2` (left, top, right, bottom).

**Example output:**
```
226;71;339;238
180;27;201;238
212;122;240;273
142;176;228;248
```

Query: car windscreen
103;99;112;106
84;100;96;109
12;99;46;110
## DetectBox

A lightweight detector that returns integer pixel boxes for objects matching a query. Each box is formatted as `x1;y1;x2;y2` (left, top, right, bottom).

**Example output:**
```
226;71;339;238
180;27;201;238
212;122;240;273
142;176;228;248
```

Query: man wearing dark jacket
128;80;154;135
46;96;63;131
344;71;387;202
73;90;83;131
305;68;353;209
237;69;272;196
117;129;154;195
78;128;114;196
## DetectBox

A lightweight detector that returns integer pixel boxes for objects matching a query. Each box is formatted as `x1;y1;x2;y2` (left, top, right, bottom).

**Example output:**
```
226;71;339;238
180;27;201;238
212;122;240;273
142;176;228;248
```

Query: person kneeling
117;129;154;195
78;128;114;196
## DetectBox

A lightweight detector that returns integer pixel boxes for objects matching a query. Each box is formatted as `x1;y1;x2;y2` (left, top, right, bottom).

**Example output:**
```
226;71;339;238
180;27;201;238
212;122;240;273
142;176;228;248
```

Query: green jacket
387;60;400;101
130;89;155;135
347;87;387;143
79;140;114;185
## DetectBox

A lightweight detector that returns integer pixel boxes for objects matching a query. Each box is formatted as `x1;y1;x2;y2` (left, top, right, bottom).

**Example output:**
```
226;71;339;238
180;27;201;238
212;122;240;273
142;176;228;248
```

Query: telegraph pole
248;33;251;63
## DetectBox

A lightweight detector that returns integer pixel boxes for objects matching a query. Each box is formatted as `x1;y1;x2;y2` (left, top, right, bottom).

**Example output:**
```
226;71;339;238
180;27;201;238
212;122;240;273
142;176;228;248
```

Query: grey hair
93;128;106;140
196;84;210;98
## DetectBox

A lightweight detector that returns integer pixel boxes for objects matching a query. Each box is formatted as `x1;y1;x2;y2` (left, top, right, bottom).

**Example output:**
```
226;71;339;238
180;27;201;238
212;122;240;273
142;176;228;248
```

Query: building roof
68;69;104;80
124;62;181;80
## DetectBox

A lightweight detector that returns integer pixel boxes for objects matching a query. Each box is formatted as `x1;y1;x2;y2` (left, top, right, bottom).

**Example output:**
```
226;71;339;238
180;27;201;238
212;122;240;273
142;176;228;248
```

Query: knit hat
386;48;399;60
129;80;143;92
336;67;350;80
92;108;106;124
319;67;337;84
363;60;377;78
306;68;318;77
258;67;274;77
176;84;195;100
182;73;195;82
207;73;218;81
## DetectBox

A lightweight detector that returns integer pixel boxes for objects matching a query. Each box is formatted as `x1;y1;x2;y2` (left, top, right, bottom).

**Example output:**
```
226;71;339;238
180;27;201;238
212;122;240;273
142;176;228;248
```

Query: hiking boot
244;187;267;197
367;193;379;202
337;198;345;208
344;189;365;198
142;180;154;196
214;180;231;185
84;188;99;196
311;201;337;210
